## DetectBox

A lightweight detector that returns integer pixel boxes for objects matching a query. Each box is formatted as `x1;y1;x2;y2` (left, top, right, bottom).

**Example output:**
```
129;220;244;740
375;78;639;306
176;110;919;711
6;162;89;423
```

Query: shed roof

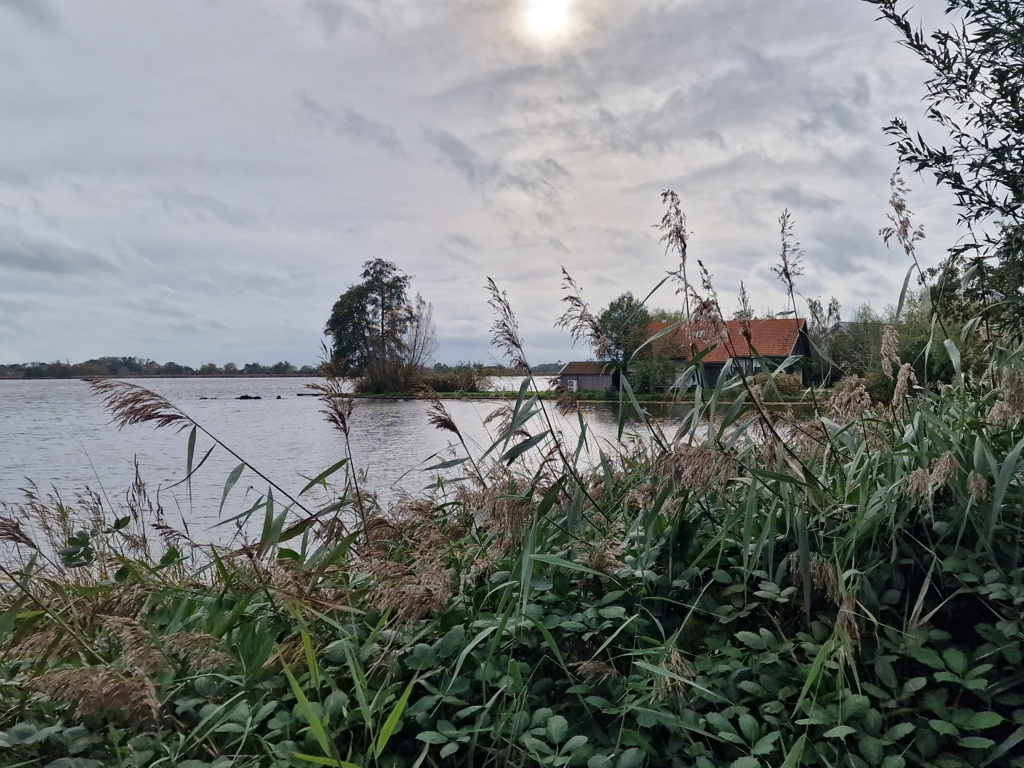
559;361;614;376
650;318;807;363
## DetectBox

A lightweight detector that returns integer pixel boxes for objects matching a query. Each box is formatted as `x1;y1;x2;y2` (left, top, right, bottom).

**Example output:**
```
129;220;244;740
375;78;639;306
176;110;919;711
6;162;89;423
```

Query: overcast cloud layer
0;0;958;366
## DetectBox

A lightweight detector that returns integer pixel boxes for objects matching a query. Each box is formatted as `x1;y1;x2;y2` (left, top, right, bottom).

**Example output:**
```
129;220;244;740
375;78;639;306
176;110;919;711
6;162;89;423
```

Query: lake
0;377;676;543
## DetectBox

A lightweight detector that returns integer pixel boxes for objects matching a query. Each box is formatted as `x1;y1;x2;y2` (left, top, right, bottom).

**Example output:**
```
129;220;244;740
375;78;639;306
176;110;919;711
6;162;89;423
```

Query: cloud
0;166;30;187
0;0;57;30
155;186;255;228
0;227;117;275
423;127;571;204
768;183;841;213
297;92;403;155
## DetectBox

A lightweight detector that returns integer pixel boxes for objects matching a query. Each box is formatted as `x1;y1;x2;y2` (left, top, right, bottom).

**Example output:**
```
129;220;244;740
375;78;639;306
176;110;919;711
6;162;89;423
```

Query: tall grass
2;198;1024;768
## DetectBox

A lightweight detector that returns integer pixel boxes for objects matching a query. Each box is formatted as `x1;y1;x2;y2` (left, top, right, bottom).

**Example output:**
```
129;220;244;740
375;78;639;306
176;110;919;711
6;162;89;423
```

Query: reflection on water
0;378;675;542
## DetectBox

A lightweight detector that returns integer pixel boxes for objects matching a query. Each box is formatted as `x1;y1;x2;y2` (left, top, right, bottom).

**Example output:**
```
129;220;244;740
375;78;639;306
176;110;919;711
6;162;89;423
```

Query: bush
752;371;803;398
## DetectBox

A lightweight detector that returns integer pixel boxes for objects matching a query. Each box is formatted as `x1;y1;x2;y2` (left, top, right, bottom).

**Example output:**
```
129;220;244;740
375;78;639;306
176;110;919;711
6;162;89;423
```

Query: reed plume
86;378;192;432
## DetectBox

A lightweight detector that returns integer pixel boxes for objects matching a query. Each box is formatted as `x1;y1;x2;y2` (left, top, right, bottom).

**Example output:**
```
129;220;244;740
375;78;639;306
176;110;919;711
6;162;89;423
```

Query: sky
0;0;962;367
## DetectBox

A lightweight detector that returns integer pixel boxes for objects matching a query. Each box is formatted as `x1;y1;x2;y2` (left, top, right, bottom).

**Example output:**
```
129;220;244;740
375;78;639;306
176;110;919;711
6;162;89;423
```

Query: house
650;317;812;387
557;361;615;392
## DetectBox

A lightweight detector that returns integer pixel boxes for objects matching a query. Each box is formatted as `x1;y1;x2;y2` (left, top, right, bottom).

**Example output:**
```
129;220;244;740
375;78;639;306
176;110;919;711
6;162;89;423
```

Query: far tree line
0;358;316;379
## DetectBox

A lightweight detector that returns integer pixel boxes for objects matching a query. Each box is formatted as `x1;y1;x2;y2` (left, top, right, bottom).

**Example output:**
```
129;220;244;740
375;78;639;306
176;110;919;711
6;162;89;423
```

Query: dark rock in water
237;394;262;400
276;395;282;399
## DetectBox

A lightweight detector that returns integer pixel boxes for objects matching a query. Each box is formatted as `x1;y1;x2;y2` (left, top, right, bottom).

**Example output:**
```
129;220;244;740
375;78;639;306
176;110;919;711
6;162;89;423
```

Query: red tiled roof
560;361;613;376
649;318;807;364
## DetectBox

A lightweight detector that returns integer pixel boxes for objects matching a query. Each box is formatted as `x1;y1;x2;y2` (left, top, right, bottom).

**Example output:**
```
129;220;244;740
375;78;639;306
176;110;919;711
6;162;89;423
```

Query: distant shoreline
0;373;320;381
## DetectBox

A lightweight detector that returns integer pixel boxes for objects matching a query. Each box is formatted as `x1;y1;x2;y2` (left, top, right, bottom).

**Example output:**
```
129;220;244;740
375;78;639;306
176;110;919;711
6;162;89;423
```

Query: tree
869;0;1024;336
830;304;885;378
400;294;438;384
325;259;412;379
325;259;436;392
598;292;652;376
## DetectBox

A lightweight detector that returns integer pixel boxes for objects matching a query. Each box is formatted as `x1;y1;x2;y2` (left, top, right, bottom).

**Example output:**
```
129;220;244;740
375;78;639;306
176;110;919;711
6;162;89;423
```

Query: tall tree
868;0;1024;336
325;259;412;379
598;292;653;376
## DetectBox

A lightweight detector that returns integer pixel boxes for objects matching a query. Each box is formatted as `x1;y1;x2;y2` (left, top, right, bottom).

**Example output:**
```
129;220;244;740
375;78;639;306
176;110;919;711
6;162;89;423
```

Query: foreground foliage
1;320;1023;768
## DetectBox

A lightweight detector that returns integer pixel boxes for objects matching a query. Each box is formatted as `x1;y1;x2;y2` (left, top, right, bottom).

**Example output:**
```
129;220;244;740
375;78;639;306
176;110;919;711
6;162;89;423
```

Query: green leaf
501;430;550;464
859;734;884;763
751;731;780;755
729;758;761;768
886;723;916;741
436;624;467;659
735;631;766;650
616;747;645;768
299;458;350;496
547;715;568;745
958;711;1003;730
929;720;959;736
824;726;856;739
417;731;448;745
957;736;995;749
290;755;361;768
439;742;460;759
738;713;759;742
219;462;246;516
942;648;968;675
564;735;589;751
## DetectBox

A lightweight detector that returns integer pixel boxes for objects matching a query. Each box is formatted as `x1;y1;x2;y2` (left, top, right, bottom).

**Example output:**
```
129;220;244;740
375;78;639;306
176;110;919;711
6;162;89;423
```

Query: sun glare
523;0;571;42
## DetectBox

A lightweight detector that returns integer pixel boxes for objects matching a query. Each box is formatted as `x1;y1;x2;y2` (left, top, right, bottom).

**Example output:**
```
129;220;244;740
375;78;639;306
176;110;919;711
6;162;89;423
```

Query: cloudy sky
0;0;959;367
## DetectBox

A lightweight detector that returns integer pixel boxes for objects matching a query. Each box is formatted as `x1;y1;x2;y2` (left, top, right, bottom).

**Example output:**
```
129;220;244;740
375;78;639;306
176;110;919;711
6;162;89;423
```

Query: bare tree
401;294;438;387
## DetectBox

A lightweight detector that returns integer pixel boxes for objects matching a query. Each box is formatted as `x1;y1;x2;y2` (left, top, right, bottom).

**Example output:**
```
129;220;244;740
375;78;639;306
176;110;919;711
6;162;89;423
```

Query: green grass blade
374;675;418;759
219;462;246;517
299;458;350;496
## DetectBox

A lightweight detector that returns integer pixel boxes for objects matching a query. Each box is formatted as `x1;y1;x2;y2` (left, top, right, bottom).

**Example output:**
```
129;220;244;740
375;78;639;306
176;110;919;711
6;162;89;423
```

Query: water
0;377;674;543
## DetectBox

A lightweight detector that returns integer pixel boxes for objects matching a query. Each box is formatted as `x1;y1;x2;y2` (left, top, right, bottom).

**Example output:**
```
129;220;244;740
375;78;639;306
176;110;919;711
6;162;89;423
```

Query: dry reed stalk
163;632;235;673
968;471;989;502
555;268;611;360
653;647;695;710
772;209;805;306
988;366;1024;426
905;468;933;501
577;519;626;576
929;451;959;489
86;379;192;432
880;325;901;380
0;515;36;549
485;278;530;372
892;363;918;408
33;665;161;726
308;374;355;439
657;189;692;311
100;615;167;676
788;552;840;606
657;446;735;493
571;660;622;685
826;377;872;422
880;172;926;263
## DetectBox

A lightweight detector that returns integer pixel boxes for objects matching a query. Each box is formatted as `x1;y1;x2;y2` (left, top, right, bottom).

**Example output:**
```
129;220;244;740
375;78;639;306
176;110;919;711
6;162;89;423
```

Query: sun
522;0;571;42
